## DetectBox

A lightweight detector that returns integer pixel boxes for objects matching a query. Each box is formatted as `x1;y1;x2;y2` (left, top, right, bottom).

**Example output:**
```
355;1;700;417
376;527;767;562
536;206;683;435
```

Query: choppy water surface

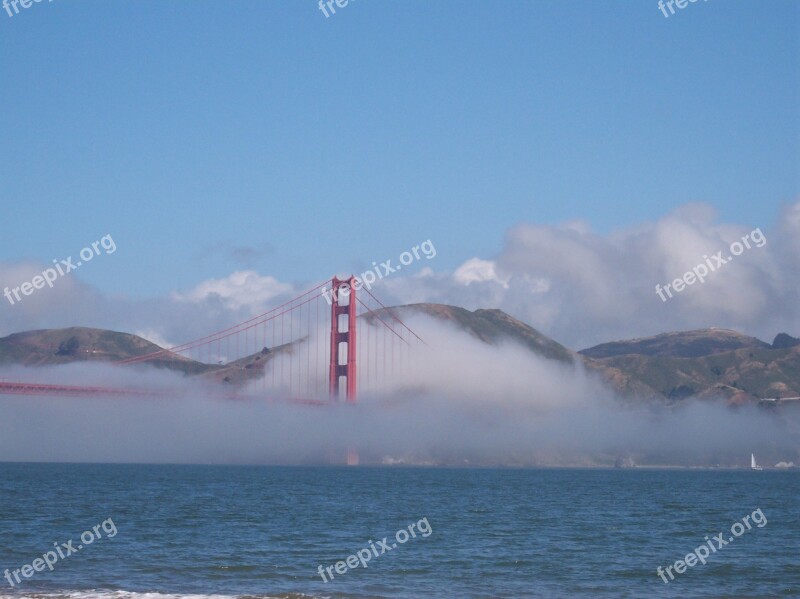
0;464;798;598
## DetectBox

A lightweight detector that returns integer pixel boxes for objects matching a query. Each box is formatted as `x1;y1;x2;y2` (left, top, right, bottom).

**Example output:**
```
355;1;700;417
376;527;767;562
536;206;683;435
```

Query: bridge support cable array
0;277;426;404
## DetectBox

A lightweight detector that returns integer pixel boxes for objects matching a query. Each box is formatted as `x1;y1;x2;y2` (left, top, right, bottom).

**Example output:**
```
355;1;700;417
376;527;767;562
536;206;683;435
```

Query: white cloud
1;201;797;354
378;200;800;350
133;328;177;349
453;258;510;288
172;270;293;311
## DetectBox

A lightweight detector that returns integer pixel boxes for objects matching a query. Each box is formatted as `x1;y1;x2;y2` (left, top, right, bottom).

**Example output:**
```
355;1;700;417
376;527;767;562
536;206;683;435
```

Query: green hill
379;303;576;364
1;316;798;404
580;330;800;403
580;328;771;359
0;327;218;376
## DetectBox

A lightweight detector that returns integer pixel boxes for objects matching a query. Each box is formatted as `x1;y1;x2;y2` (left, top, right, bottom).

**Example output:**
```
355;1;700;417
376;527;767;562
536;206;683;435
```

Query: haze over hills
366;306;800;403
1;306;798;405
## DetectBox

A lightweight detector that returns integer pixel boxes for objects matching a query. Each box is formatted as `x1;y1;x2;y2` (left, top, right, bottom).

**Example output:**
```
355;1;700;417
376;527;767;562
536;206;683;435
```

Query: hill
580;330;800;403
773;333;800;350
379;303;576;364
0;327;218;376
1;315;798;404
580;328;771;359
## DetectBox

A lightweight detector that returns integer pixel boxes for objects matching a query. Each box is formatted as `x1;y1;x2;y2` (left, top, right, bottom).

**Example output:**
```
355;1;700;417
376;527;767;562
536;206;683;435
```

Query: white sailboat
751;453;763;471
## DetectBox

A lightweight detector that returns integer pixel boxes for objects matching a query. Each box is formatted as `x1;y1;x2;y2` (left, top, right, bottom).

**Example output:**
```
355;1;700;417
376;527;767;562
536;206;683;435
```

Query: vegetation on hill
0;327;217;376
579;329;771;359
580;330;800;403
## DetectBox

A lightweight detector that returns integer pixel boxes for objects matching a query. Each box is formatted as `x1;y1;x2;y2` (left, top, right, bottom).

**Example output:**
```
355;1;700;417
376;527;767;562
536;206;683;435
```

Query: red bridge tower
328;276;357;403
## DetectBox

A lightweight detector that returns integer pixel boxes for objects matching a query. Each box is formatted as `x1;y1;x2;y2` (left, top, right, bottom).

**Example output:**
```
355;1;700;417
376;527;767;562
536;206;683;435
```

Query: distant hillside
0;327;310;387
370;304;670;399
200;340;296;385
580;329;771;359
0;327;219;376
773;333;800;350
580;330;800;403
378;303;575;364
1;316;798;405
593;346;800;402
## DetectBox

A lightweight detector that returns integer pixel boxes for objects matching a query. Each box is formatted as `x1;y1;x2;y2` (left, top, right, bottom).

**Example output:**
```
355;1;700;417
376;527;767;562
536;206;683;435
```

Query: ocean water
0;464;798;598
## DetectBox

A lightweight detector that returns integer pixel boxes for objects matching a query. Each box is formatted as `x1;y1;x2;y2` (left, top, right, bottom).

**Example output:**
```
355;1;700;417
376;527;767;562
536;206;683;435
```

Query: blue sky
1;0;797;300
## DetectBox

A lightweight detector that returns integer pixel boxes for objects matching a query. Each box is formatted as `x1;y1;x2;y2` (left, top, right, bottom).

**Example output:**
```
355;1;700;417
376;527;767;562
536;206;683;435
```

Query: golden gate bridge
0;276;427;405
